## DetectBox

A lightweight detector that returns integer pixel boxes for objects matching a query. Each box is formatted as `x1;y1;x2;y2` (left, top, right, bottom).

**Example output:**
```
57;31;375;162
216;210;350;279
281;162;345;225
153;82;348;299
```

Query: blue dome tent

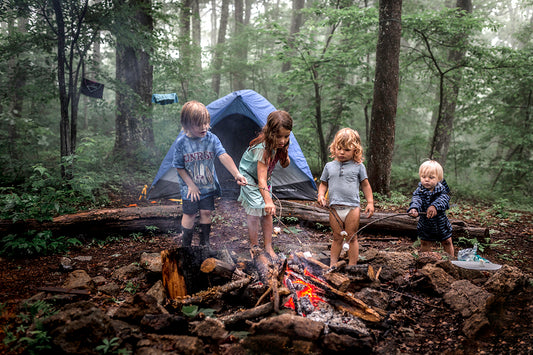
147;90;317;201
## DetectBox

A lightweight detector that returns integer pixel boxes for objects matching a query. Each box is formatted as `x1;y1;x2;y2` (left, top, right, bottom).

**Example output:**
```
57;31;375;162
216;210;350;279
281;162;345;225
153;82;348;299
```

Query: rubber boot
199;224;211;247
181;227;193;247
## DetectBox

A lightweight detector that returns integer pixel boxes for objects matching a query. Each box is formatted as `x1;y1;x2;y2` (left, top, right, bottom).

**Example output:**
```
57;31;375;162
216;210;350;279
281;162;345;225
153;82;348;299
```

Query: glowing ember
284;269;326;313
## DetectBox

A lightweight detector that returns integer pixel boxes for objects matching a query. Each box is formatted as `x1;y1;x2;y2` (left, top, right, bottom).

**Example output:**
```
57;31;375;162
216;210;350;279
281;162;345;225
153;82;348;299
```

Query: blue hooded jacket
408;180;453;241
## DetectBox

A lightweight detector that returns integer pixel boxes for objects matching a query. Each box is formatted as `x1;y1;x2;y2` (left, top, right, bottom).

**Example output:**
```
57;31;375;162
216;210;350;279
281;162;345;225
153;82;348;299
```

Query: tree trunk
191;0;202;70
278;0;305;106
232;0;245;91
429;0;472;165
179;0;192;99
367;0;402;196
114;0;155;158
211;0;229;96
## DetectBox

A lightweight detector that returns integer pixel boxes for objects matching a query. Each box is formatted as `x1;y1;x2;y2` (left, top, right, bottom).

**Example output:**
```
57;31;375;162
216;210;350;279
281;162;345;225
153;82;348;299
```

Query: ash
306;301;369;337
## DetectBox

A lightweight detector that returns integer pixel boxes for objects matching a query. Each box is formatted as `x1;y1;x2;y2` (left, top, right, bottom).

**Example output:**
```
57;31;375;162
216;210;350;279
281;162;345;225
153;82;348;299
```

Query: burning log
288;271;383;322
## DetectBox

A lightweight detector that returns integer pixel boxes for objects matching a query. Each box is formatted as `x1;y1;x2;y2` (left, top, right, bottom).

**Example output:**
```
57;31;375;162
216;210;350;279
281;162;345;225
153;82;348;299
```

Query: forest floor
0;187;532;354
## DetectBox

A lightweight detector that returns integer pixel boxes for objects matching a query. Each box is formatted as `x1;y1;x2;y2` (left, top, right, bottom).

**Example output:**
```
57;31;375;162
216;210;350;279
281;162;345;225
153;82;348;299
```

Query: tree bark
232;0;245;91
367;0;402;196
114;0;155;158
429;0;472;165
179;0;192;99
211;0;229;96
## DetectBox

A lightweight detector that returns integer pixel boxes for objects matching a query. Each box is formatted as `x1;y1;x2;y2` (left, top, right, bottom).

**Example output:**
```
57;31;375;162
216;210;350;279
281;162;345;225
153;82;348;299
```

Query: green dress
238;143;275;216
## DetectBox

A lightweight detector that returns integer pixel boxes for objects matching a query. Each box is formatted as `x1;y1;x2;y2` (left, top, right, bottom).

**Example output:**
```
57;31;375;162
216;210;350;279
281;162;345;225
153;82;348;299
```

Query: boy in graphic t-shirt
172;101;247;247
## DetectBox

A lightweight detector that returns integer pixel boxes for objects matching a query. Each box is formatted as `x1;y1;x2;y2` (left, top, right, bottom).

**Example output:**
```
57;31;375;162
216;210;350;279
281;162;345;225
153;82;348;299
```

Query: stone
443;280;495;318
62;269;95;291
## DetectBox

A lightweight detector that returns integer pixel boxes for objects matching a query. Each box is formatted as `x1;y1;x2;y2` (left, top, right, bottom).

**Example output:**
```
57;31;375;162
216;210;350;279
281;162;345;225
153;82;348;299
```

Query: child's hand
365;202;374;218
408;209;418;217
426;205;437;218
234;173;247;186
265;201;276;216
186;185;201;202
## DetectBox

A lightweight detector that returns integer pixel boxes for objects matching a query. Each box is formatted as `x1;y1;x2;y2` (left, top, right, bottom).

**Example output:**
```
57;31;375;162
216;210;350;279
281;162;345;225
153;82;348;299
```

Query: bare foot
265;246;278;260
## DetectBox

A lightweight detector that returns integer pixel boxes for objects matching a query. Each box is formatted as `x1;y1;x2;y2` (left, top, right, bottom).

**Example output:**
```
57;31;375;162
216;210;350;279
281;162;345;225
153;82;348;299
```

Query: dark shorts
182;195;215;215
419;234;452;242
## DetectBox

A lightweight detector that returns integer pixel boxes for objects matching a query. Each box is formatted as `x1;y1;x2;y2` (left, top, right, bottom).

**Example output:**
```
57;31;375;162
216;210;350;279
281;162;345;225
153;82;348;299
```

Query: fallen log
0;205;182;237
0;201;488;242
279;201;489;240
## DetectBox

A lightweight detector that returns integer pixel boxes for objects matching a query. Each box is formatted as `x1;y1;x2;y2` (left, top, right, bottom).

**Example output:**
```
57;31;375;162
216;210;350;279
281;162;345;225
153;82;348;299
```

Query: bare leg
344;208;361;265
181;213;195;229
261;214;277;259
329;212;344;267
441;238;454;258
246;215;260;247
420;240;433;252
199;209;212;224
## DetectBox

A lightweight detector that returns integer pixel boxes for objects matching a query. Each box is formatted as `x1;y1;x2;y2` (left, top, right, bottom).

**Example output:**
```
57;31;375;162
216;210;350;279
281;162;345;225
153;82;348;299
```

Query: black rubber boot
199;224;211;247
181;227;194;247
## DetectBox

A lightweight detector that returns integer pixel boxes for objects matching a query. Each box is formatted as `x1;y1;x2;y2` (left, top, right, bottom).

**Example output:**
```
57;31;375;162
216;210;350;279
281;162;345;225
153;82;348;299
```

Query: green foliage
181;305;216;318
0;230;81;257
456;236;506;253
123;282;139;295
3;300;58;354
95;337;120;354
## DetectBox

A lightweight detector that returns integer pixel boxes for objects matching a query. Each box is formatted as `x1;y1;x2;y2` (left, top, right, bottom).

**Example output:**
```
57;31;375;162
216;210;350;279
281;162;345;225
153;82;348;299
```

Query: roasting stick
322;206;426;250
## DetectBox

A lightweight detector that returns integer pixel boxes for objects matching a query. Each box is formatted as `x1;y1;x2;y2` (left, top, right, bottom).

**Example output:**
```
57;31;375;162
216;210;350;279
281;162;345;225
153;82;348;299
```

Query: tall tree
232;0;245;90
278;0;305;107
429;0;472;165
114;0;155;158
47;0;101;178
367;0;402;196
211;0;229;96
178;0;192;99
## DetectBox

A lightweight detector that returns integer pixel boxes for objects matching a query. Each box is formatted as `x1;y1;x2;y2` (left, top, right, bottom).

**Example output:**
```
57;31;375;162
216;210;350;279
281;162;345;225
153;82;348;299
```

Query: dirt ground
1;196;532;354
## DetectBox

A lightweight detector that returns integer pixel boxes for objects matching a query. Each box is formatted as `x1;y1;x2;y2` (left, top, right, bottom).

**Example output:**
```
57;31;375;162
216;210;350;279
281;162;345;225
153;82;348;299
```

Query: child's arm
218;153;247;186
177;168;200;202
360;179;374;217
408;189;422;217
317;182;328;207
257;160;276;215
428;190;450;218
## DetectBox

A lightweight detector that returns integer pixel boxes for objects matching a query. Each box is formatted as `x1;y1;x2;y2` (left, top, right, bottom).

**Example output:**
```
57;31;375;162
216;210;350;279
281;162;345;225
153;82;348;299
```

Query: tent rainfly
147;90;317;201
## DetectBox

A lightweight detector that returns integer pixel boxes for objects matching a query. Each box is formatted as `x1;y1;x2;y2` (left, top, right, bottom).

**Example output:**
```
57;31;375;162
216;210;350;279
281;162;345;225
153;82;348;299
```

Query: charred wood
219;301;274;328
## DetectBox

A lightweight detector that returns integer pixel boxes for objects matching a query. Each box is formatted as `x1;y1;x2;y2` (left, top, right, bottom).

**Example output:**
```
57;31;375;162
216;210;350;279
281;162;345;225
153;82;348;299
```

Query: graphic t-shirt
171;131;226;200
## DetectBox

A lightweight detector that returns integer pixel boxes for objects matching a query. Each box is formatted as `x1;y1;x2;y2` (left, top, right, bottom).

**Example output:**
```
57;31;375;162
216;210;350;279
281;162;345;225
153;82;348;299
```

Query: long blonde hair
329;128;363;163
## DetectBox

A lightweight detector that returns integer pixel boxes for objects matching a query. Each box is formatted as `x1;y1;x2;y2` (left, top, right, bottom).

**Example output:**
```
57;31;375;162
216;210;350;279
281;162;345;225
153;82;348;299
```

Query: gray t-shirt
320;160;368;207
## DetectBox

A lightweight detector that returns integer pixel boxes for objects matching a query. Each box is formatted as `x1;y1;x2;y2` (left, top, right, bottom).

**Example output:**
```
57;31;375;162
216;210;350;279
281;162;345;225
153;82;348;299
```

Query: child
172;100;247;247
317;128;374;267
238;110;292;259
407;160;454;257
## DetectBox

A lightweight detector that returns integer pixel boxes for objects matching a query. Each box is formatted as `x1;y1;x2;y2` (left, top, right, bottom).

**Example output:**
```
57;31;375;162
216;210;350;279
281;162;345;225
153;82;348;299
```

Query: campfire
161;245;384;334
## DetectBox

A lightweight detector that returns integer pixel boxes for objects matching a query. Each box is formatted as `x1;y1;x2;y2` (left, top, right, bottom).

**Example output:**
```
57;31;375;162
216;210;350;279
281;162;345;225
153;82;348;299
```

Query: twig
379;287;444;310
